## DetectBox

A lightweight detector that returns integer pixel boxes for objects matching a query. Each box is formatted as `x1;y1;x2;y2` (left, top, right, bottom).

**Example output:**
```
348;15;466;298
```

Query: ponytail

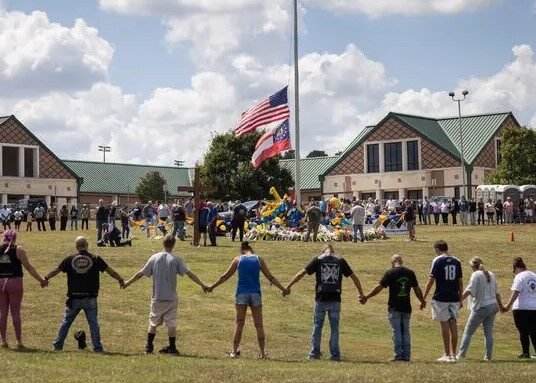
470;257;491;283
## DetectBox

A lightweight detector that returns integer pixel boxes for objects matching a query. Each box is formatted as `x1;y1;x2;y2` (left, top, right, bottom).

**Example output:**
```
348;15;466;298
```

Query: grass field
2;224;536;382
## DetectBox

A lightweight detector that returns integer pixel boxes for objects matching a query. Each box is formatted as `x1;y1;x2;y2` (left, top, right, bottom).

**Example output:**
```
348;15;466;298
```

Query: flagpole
293;0;302;205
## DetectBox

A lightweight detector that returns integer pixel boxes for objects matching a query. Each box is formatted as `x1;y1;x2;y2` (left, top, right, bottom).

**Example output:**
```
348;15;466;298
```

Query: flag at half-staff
235;86;290;137
251;119;292;169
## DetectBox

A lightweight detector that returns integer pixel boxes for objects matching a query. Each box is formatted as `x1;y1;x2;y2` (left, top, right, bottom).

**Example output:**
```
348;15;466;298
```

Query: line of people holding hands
0;229;535;362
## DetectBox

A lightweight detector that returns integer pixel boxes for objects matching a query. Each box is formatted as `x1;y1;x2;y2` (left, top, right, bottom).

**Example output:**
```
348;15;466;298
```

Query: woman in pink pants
0;230;47;349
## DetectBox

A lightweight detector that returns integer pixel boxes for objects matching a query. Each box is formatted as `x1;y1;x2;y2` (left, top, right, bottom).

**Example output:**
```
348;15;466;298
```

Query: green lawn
2;224;536;382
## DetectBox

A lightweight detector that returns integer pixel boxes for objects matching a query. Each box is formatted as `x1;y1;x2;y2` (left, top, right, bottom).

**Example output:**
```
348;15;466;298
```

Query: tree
136;171;168;203
200;131;294;201
281;150;295;159
486;125;536;185
306;150;328;158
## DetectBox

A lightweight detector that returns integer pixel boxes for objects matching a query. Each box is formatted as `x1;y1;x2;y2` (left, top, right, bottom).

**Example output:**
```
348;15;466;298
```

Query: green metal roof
393;113;461;159
438;113;509;164
63;160;192;195
280;156;338;190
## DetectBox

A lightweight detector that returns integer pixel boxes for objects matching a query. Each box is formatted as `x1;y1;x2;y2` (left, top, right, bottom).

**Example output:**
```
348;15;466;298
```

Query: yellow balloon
275;217;282;224
329;197;341;209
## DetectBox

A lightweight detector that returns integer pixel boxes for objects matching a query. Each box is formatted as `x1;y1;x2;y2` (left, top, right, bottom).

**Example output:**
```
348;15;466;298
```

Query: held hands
40;278;49;288
202;284;213;293
119;279;126;289
420;300;427;310
358;295;367;305
282;286;291;297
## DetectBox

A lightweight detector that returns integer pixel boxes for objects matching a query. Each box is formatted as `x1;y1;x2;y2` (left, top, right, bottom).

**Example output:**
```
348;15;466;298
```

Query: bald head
391;254;403;266
76;236;89;251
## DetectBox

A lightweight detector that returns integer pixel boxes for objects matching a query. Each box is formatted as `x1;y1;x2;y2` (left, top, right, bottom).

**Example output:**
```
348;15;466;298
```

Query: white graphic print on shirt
321;263;340;285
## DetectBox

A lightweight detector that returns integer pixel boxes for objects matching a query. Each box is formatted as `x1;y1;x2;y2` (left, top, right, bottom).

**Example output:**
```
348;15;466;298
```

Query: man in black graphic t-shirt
286;245;365;361
45;236;125;352
231;201;247;242
361;254;425;361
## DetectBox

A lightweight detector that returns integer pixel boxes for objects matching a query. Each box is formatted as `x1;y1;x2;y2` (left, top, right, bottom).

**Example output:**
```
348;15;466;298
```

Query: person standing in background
70;205;78;231
503;197;514;224
59;205;69;231
494;199;504;225
80;204;89;230
469;198;477;226
48;204;57;231
207;202;218;247
459;196;468;226
33;204;45;231
477;198;485;225
95;200;108;242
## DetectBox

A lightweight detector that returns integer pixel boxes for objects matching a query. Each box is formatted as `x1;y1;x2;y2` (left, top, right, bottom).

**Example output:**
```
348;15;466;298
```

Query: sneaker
518;353;531;359
456;354;465;360
437;355;451;362
145;344;154;354
74;330;87;350
448;355;458;363
1;343;8;349
389;358;405;362
329;356;342;362
483;357;492;362
159;346;180;355
127;240;132;247
308;354;321;360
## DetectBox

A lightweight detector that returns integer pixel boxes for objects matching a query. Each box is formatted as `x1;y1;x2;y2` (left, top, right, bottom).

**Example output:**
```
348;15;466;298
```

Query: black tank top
0;245;23;278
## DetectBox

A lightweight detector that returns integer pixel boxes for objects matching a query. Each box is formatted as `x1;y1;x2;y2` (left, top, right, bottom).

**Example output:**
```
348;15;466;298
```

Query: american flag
235;86;290;137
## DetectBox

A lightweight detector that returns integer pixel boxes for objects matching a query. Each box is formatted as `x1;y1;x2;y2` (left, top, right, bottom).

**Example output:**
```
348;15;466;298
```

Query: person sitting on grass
97;224;131;247
45;236;125;353
123;234;210;355
285;244;365;361
208;241;288;359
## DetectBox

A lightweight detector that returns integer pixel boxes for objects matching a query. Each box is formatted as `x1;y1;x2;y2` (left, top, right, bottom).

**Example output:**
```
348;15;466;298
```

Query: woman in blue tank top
209;241;288;359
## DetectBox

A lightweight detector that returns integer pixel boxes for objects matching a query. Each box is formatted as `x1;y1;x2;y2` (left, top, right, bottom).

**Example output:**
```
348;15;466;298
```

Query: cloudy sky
1;0;536;165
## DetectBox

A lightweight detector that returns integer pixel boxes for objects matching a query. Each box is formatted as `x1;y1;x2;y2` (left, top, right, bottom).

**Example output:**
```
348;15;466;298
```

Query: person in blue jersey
209;241;288;359
423;240;463;362
285;244;365;361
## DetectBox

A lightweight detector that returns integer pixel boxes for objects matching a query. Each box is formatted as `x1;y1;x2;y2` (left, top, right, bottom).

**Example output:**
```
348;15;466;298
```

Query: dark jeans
172;221;185;239
451;212;457;225
49;217;56;231
231;219;245;242
513;310;536;355
53;297;102;352
433;213;440;225
208;221;217;246
81;218;89;230
306;221;320;242
310;301;341;360
478;211;485;225
60;216;68;231
96;220;105;241
441;213;449;224
496;211;503;225
352;224;364;242
37;218;46;231
121;224;130;239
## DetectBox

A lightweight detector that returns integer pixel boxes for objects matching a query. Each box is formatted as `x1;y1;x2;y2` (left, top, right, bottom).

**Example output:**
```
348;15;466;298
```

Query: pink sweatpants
0;277;23;344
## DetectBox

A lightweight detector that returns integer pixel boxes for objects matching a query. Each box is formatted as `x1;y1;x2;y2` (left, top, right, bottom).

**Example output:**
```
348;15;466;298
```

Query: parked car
13;198;48;214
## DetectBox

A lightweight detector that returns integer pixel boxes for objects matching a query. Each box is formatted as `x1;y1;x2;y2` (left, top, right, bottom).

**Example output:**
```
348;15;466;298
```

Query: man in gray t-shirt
124;234;209;355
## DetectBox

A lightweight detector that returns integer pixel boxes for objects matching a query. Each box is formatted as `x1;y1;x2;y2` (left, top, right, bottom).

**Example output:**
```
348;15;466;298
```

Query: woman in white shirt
457;257;502;360
504;257;536;358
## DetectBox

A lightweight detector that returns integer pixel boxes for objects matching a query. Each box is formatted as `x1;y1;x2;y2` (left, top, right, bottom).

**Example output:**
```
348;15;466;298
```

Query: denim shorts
236;293;262;306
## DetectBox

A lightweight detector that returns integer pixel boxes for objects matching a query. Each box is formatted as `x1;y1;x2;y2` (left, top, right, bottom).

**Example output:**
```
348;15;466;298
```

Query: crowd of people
0;229;534;362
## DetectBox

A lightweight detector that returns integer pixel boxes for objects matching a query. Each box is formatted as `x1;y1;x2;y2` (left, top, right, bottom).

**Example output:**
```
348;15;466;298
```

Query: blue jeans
96;220;105;241
172;221;185;239
310;301;341;360
53;297;103;352
458;303;498;359
352;224;364;242
388;310;411;360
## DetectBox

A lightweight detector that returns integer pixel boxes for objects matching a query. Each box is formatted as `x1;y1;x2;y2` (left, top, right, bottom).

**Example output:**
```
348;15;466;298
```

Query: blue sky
1;0;536;164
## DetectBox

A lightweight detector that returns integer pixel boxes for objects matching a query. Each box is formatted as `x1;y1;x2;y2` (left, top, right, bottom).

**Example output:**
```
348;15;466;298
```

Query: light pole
98;145;111;162
449;90;469;198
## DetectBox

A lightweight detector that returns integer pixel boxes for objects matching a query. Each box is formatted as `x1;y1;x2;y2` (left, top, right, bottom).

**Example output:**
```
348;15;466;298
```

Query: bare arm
350;273;365;297
187;270;209;292
17;247;46;286
124;270;145;288
210;258;238;290
461;289;472;302
286;269;307;290
413;286;426;309
504;290;520;311
423;276;435;300
105;266;125;288
458;278;464;308
259;257;287;293
363;284;384;303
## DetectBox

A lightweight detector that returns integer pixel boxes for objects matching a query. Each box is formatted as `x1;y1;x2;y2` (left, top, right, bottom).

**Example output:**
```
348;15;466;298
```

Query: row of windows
366;141;419;173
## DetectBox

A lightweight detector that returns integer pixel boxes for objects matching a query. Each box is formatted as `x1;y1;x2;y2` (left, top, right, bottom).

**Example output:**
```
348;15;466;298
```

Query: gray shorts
236;293;262;306
431;300;459;322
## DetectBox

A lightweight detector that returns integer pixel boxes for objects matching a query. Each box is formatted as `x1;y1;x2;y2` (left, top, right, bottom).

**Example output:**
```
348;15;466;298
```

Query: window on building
407;140;419;171
24;148;35;178
496;139;502;165
384;142;402;172
2;146;19;177
366;144;379;173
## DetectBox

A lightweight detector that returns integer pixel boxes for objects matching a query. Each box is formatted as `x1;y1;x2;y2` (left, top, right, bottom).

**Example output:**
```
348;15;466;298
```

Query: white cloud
0;9;113;97
305;0;500;18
